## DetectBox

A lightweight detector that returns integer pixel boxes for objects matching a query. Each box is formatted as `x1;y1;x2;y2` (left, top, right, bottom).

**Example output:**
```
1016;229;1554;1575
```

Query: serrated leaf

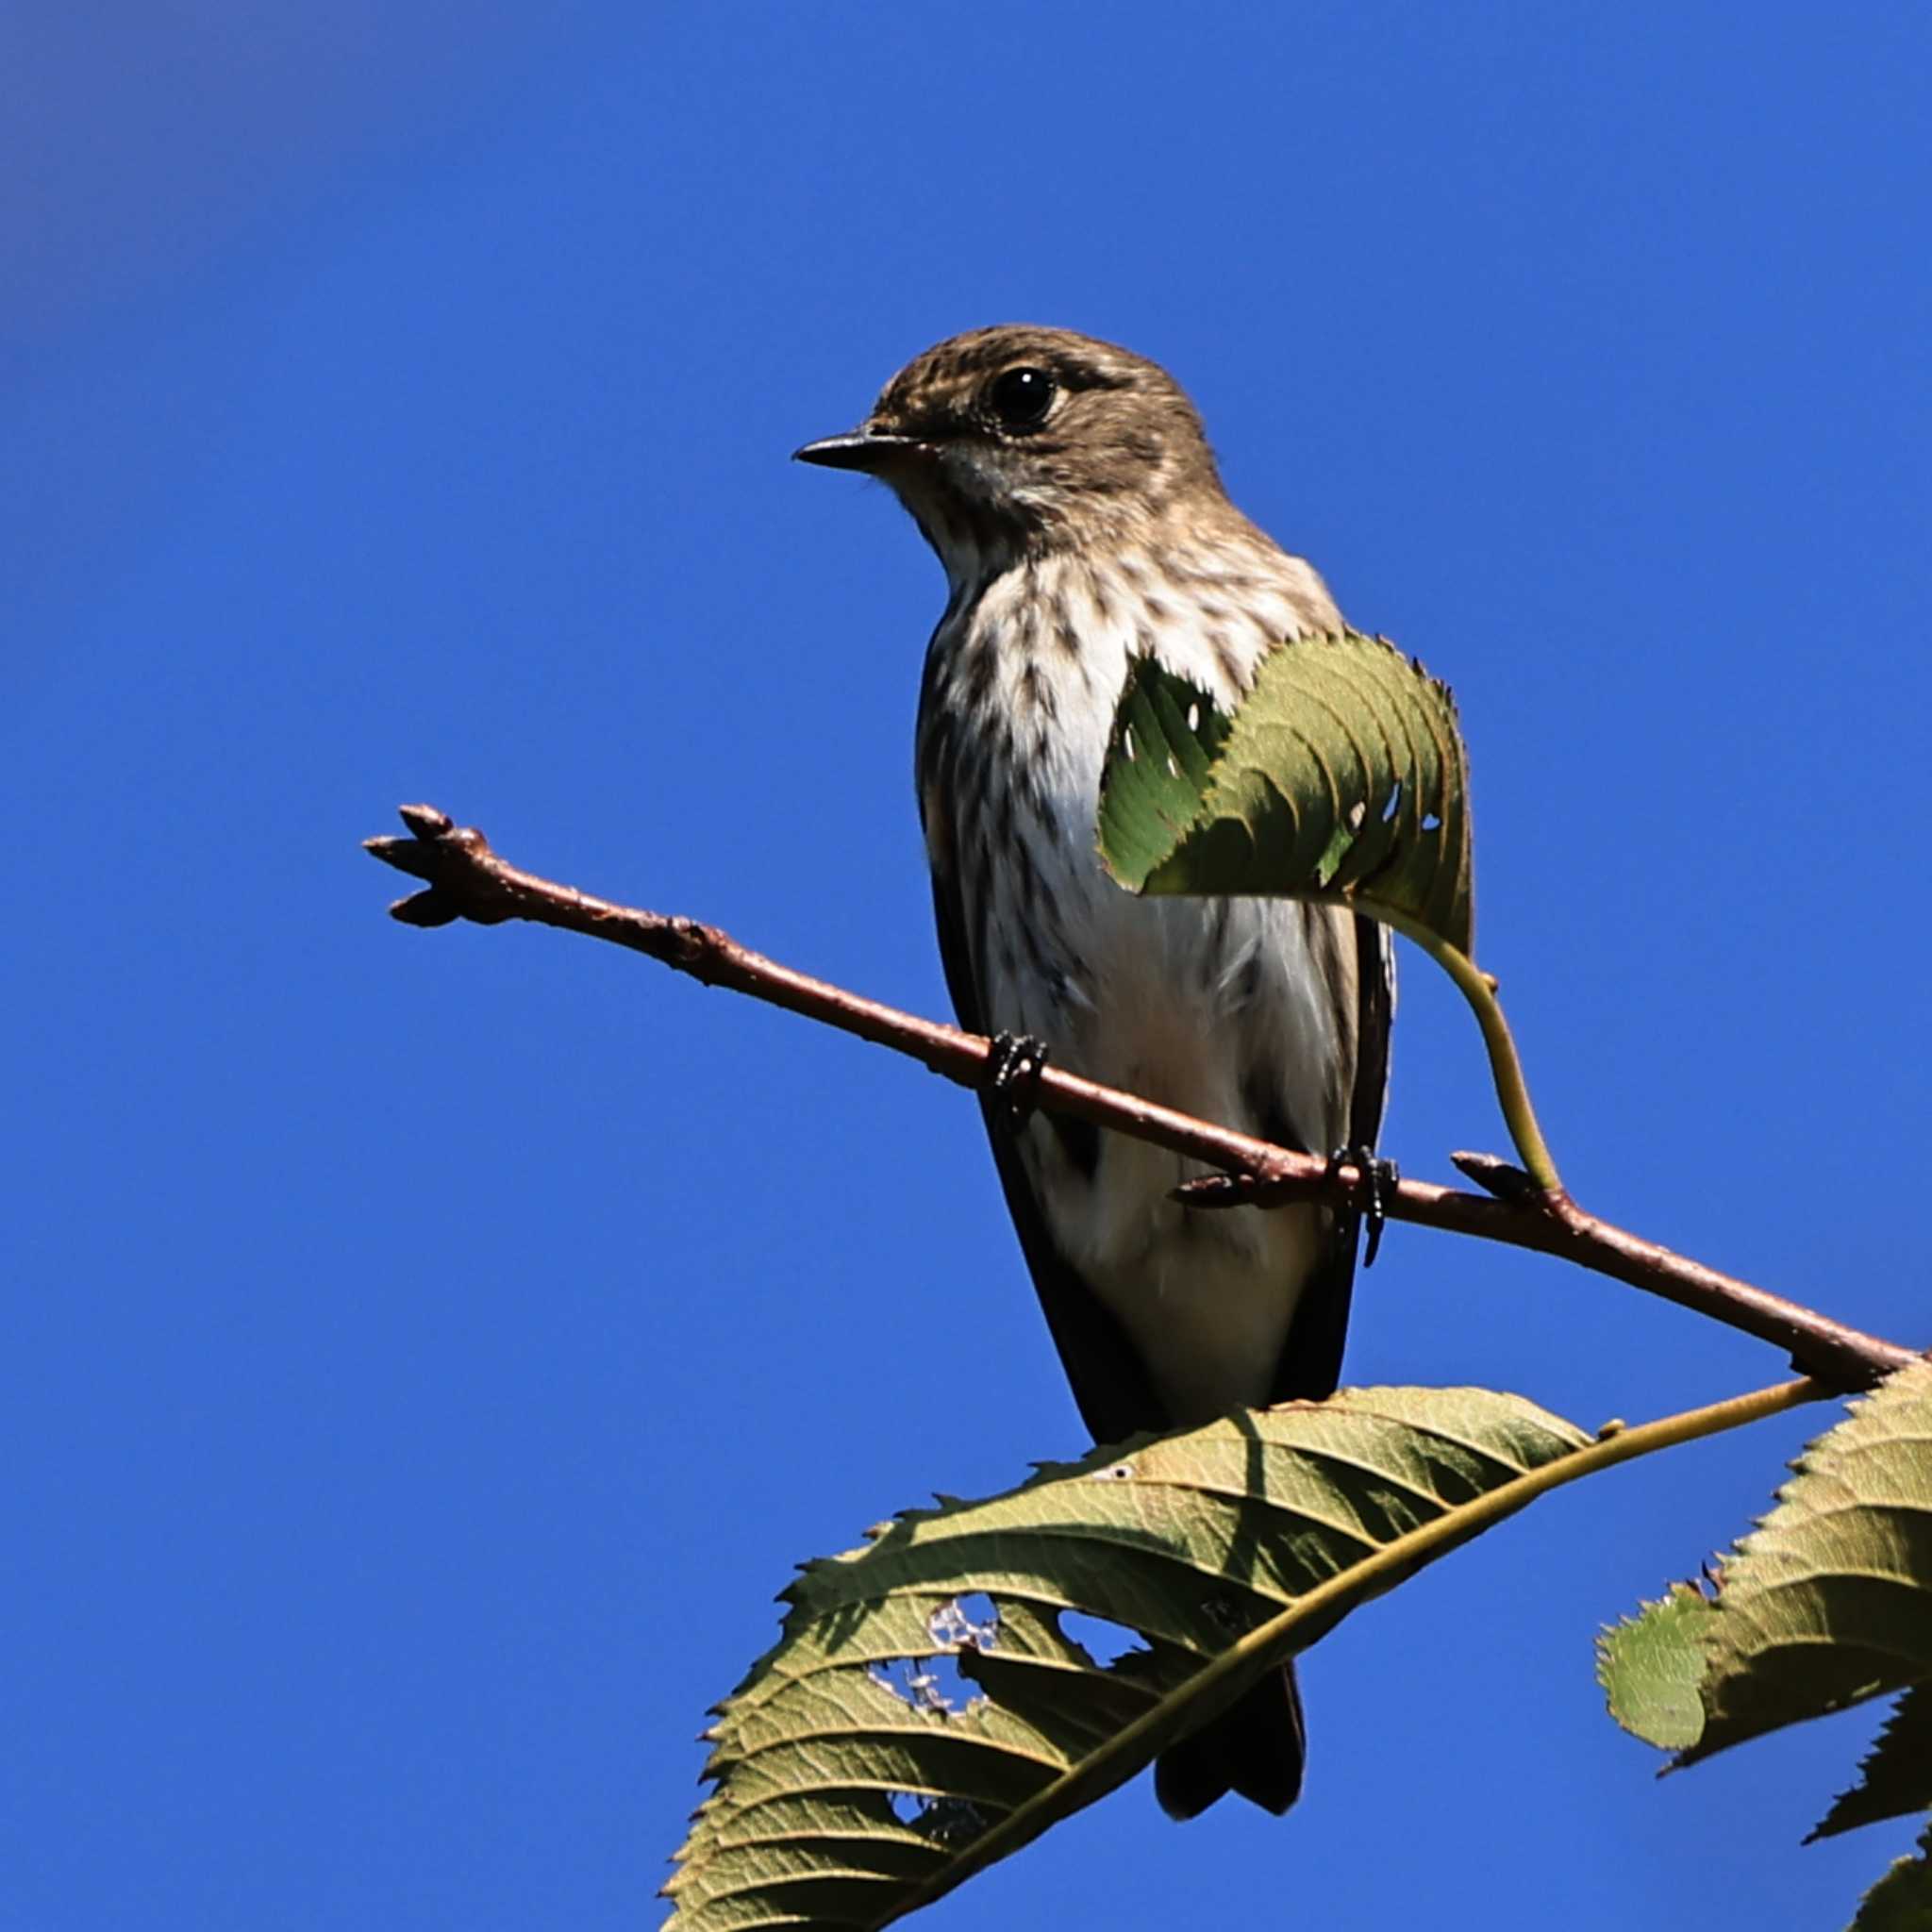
1813;1684;1932;1842
664;1387;1588;1930
1679;1359;1932;1769
1096;631;1474;956
1598;1582;1713;1750
1848;1817;1932;1932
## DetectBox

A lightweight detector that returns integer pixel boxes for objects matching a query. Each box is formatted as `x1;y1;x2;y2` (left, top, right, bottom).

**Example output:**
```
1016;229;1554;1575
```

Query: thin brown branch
365;805;1922;1391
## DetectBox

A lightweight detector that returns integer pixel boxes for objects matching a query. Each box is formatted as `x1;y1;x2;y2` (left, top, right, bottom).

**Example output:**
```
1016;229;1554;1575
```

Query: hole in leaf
1198;1592;1248;1636
1381;781;1403;824
868;1596;1002;1716
911;1796;990;1845
1059;1608;1143;1667
1421;810;1441;831
887;1789;991;1841
1186;701;1201;732
870;1654;975;1712
1123;725;1137;762
930;1594;1000;1649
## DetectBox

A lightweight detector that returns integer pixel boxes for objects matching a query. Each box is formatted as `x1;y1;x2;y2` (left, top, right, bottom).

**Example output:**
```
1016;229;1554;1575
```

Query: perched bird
796;326;1392;1820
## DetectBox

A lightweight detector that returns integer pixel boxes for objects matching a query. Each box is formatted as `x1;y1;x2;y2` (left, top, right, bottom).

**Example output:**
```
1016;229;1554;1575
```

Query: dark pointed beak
791;429;927;473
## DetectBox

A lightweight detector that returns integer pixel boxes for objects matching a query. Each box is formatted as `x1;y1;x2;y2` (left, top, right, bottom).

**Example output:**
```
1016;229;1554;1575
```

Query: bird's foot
1326;1145;1400;1266
985;1031;1052;1128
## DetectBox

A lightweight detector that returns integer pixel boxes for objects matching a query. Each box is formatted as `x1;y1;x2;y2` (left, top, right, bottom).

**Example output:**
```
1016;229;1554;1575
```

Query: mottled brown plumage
799;325;1392;1821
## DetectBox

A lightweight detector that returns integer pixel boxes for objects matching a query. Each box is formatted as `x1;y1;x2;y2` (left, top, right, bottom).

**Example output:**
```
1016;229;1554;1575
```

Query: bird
795;325;1392;1820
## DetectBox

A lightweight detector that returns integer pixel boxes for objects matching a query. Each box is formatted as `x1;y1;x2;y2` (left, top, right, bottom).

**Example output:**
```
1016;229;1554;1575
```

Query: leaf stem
1359;897;1563;1194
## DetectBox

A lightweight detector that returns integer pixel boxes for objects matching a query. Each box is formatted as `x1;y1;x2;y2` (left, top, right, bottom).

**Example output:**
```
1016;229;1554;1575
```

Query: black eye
985;366;1058;430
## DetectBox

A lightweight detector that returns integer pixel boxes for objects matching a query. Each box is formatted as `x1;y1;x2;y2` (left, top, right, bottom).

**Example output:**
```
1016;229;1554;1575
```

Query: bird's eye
985;366;1058;431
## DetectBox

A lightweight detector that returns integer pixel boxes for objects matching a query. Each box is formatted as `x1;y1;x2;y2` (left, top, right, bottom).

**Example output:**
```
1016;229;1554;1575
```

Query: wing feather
926;862;1166;1446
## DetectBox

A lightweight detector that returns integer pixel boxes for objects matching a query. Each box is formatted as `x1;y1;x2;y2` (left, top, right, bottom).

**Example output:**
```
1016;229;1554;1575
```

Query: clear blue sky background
5;8;1927;1928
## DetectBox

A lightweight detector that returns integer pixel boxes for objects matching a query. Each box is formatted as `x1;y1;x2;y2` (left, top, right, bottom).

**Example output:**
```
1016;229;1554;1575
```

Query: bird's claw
985;1031;1052;1128
1326;1145;1399;1267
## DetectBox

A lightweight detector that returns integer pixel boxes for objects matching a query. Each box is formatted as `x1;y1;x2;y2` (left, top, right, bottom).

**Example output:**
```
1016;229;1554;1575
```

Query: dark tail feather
1153;1664;1307;1820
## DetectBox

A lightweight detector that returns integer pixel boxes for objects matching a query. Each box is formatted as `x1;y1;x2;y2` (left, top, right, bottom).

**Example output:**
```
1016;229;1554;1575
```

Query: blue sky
4;7;1928;1927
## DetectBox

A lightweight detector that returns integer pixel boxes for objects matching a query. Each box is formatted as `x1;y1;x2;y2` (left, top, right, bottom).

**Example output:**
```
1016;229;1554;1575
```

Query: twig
365;806;1921;1390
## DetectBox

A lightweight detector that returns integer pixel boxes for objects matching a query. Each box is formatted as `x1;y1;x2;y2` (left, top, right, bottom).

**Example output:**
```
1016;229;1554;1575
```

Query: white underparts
925;536;1363;1425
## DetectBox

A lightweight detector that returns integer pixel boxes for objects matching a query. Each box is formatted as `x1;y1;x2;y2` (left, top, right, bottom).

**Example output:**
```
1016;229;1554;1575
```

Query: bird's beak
791;429;928;474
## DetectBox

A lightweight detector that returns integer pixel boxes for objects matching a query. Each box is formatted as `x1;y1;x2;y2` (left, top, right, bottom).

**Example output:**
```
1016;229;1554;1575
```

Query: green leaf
1605;1365;1932;1775
1602;1369;1932;1930
1848;1817;1932;1932
1682;1359;1932;1770
1597;1581;1713;1750
1813;1683;1932;1842
663;1388;1588;1930
1096;630;1474;956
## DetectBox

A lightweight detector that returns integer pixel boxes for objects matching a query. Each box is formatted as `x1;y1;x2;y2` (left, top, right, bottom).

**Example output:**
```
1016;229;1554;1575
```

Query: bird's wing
925;866;1169;1447
1266;912;1394;1403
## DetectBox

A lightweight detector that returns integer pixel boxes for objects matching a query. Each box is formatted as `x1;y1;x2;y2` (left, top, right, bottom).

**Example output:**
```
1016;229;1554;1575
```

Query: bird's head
795;325;1226;573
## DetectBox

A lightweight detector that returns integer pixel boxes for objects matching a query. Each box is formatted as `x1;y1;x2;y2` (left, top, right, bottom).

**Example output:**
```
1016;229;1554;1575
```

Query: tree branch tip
1450;1149;1546;1205
365;806;519;927
365;808;490;874
398;802;456;839
389;891;460;927
365;836;442;886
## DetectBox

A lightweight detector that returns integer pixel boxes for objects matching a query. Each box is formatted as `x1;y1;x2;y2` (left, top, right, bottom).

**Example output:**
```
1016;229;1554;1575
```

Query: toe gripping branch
1328;1146;1401;1267
984;1031;1053;1129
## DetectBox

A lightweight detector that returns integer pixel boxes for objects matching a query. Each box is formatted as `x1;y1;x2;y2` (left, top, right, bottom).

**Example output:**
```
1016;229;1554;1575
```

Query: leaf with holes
662;1387;1588;1930
1096;630;1474;956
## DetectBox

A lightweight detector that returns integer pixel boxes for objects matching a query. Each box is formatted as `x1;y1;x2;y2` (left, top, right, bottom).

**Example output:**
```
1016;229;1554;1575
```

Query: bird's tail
1153;1663;1306;1820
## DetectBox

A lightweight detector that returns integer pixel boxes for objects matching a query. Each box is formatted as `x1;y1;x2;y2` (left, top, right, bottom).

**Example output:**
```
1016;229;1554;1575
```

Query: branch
365;805;1921;1390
